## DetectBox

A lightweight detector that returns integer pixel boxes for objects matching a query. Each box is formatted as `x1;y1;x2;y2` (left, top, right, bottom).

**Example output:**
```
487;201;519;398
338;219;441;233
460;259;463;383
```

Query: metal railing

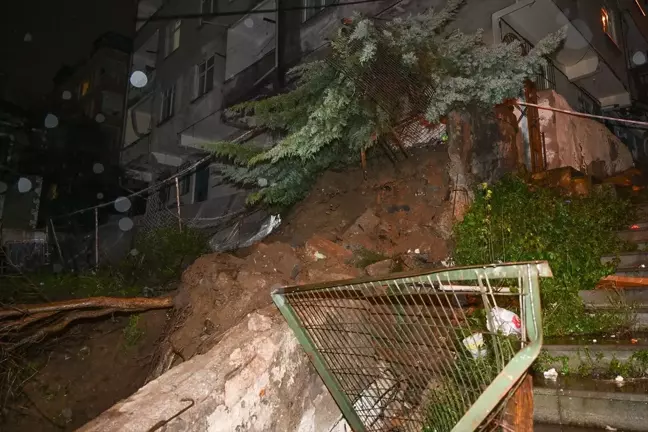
272;261;551;432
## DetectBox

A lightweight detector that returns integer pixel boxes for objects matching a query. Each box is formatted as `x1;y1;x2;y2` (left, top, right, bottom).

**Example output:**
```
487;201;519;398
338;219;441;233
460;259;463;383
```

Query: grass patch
122;315;144;348
454;175;635;337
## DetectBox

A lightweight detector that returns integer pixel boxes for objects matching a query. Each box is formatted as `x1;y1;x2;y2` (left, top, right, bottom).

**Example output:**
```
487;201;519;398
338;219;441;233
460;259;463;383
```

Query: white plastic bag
486;307;522;336
462;333;487;359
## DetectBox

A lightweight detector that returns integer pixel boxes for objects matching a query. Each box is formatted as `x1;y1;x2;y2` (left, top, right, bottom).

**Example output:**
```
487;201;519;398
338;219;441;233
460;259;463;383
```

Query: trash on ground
462;333;487;359
486;307;521;336
543;368;559;380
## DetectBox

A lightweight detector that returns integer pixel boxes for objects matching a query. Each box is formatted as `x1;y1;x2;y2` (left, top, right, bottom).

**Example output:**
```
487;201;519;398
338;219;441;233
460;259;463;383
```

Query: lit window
165;20;181;56
160;86;175;122
601;7;619;45
79;80;90;97
302;0;336;22
196;55;215;98
200;0;215;25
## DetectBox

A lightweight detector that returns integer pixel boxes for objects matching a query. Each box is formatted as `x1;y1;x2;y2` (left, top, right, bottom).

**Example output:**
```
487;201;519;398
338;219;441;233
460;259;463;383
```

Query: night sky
0;0;136;110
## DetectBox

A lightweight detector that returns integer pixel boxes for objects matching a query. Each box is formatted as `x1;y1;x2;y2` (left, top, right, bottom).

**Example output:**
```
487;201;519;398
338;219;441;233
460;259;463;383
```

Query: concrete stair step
580;289;648;328
534;375;648;431
617;228;648;243
602;251;648;267
614;268;648;278
543;336;648;370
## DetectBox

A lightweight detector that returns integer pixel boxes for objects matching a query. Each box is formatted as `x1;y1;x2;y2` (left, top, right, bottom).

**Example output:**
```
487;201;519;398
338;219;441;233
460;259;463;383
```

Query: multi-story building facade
53;32;132;166
122;0;648;219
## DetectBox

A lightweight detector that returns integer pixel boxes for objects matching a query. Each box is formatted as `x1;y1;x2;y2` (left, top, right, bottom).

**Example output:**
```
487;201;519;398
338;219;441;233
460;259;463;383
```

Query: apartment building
52;32;132;165
121;0;648;219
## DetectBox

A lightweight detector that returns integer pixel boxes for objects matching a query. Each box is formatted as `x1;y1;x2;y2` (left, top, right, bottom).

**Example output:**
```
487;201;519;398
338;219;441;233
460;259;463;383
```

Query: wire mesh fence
273;261;551;432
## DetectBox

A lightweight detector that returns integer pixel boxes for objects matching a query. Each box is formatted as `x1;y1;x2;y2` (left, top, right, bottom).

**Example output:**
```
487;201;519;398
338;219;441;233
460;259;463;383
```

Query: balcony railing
120;134;151;166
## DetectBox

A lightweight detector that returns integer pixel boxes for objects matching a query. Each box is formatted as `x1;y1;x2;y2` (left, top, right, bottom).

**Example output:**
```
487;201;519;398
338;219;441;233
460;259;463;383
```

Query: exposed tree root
0;296;174;320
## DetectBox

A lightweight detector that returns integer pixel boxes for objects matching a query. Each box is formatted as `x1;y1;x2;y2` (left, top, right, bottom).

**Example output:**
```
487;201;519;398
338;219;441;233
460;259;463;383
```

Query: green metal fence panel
272;261;551;432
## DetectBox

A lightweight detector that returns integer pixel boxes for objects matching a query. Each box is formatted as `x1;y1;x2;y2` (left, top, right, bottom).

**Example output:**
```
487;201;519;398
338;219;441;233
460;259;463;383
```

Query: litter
543;368;559;380
486;307;521;336
462;333;487;359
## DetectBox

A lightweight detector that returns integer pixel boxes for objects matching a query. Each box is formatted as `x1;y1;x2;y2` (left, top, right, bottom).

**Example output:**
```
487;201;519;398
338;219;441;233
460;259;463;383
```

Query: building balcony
120;134;151;167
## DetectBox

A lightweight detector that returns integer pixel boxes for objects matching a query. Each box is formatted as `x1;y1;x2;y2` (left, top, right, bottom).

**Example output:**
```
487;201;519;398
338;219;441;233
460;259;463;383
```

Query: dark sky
0;0;136;110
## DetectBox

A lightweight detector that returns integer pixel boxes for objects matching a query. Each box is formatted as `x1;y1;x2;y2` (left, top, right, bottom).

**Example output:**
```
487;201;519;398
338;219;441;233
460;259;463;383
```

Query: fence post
175;177;182;232
49;219;64;266
271;292;366;432
94;208;99;268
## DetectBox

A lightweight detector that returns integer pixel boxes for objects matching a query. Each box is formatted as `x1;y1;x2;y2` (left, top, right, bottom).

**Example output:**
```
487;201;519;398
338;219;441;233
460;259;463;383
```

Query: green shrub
1;226;209;303
453;175;634;336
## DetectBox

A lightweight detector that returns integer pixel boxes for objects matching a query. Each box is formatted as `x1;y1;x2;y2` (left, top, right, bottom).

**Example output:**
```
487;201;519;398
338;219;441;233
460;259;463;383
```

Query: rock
79;308;348;432
365;259;394;277
342;209;381;238
304;235;352;262
537;90;633;177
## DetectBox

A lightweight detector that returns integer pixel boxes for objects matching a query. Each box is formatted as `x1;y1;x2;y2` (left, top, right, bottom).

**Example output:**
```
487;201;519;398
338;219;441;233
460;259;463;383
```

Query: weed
122;315;144;348
454;175;635;336
352;247;389;268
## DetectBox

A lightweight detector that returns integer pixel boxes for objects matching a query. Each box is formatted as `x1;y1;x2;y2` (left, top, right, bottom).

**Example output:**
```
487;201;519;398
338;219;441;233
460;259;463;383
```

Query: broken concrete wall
535;90;634;177
79;308;348;432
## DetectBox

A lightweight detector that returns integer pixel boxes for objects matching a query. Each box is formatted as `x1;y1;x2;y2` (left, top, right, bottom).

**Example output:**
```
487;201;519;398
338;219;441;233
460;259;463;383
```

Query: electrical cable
138;0;386;22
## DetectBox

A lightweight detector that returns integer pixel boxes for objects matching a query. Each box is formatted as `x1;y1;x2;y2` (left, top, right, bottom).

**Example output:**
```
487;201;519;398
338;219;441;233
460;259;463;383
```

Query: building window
160;86;175;122
601;7;619;45
200;0;215;25
302;0;335;22
196;55;215;98
165;20;181;56
194;165;210;202
79;80;90;97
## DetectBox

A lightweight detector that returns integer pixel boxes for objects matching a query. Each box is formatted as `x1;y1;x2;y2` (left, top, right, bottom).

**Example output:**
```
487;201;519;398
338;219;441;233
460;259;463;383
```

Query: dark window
160;86;175;122
196;55;215;98
200;0;215;25
194;165;210;202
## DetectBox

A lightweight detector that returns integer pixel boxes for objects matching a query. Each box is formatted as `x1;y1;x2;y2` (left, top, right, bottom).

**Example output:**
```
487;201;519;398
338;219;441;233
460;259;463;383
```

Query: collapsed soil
3;310;168;432
2;145;452;431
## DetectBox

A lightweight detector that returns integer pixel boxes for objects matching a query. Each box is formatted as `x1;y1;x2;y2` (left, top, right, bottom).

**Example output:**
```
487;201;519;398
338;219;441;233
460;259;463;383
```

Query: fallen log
0;296;174;320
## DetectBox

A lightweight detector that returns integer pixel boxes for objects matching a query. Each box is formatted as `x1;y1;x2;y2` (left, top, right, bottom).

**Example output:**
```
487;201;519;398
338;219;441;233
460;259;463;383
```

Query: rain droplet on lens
129;71;148;88
114;196;132;213
53;263;63;273
97;192;104;199
95;113;106;123
17;177;32;193
62;90;72;100
118;217;134;232
44;113;59;129
130;249;139;256
92;163;104;174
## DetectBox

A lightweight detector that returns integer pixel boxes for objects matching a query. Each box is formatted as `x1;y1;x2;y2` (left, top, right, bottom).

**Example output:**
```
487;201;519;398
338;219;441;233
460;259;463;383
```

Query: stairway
533;202;648;431
583;203;648;329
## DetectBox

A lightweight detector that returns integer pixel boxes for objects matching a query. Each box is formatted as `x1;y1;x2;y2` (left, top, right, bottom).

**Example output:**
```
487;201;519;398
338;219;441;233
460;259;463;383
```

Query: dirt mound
161;147;452;366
